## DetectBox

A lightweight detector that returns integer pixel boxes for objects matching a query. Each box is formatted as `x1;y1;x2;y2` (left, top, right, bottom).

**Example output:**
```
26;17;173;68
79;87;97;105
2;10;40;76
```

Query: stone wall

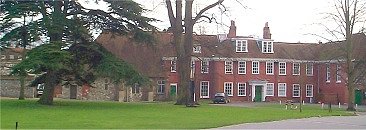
1;77;155;102
60;78;120;101
0;78;35;98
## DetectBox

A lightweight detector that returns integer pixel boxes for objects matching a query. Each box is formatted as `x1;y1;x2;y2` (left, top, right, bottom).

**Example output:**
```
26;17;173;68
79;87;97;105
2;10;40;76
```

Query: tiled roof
96;32;366;77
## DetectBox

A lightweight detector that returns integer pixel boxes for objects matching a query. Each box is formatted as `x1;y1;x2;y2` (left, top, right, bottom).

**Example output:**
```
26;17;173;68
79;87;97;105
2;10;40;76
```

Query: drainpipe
317;64;320;95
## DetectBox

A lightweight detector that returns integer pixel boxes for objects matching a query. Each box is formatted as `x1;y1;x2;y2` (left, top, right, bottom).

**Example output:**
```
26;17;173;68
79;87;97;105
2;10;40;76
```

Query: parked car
213;93;230;104
36;84;44;98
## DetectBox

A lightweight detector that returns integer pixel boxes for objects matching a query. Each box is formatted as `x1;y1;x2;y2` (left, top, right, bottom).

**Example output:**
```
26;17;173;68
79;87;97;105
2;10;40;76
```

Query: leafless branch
193;0;224;23
165;0;176;28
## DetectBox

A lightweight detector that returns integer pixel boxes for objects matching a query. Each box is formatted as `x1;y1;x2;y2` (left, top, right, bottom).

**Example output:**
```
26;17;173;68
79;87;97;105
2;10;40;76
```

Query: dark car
213;93;230;104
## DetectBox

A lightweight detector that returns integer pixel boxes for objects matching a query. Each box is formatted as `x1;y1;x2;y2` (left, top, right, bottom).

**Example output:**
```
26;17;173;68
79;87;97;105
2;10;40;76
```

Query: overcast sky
86;0;365;43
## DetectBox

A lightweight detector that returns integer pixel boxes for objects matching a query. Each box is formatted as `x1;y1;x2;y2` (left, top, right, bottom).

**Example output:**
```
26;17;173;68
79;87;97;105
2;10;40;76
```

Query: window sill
326;81;330;83
266;73;274;75
238;95;246;97
262;52;274;54
336;81;341;83
306;96;313;98
307;75;313;76
238;73;246;75
293;74;300;76
266;95;274;96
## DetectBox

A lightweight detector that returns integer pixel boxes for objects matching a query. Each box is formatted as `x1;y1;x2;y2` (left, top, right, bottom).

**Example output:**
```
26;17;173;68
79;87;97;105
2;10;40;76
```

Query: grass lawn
1;99;352;129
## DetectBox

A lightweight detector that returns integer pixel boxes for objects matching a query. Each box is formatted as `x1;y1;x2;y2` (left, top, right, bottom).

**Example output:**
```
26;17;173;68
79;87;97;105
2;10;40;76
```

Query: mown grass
0;99;352;129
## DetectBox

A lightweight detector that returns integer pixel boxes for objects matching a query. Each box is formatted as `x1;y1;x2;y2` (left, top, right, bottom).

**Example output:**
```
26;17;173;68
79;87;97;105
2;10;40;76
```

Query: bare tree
321;0;366;111
165;0;224;105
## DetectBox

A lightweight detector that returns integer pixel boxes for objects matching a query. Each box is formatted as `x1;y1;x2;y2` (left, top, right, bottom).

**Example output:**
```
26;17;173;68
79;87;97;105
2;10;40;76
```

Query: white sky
86;0;365;43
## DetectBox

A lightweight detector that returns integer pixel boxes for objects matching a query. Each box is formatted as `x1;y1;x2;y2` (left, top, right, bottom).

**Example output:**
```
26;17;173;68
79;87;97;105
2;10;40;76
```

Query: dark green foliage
1;0;155;104
0;1;43;48
11;42;71;74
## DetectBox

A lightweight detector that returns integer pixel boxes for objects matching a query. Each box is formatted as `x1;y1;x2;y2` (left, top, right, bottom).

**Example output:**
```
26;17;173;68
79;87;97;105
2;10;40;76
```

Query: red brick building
97;21;366;104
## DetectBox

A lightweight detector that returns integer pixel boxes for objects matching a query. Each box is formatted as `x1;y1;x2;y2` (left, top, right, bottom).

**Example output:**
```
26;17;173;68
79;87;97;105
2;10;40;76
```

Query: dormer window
193;45;201;53
262;41;273;53
236;40;248;52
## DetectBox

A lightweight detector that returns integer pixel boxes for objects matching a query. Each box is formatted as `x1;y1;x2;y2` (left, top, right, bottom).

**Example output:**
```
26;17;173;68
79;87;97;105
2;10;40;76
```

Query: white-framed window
262;41;273;53
278;83;286;97
9;55;14;59
1;55;5;60
193;45;201;53
224;82;233;96
252;61;259;74
132;83;140;94
306;63;313;76
336;64;341;83
237;82;246;96
201;60;209;74
157;80;165;94
238;61;246;74
279;62;286;75
171;60;176;72
236;40;248;52
266;62;274;75
306;84;313;97
293;84;300;97
225;61;233;74
266;83;274;96
326;64;330;82
200;81;209;98
293;63;300;75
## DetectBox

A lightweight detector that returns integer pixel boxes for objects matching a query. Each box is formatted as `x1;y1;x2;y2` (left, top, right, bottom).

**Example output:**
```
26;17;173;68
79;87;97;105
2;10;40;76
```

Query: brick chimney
227;20;236;38
263;22;271;39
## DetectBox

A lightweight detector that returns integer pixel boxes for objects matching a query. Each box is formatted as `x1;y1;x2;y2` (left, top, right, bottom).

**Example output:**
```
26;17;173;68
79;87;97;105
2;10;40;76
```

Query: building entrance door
70;85;77;99
355;90;362;105
170;84;177;98
254;85;262;102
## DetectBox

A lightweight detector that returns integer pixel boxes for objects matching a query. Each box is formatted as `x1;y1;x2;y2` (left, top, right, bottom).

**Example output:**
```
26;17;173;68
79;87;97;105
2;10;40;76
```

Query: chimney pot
263;22;271;39
228;20;237;38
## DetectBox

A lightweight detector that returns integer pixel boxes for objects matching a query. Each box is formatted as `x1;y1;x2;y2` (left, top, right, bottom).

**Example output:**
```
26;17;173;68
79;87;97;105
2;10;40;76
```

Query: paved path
212;114;366;129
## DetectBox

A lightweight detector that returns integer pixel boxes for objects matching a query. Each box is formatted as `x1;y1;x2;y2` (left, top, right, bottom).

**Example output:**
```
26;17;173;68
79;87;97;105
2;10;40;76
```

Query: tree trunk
18;14;28;100
184;0;194;106
18;75;25;100
38;71;57;105
170;0;188;105
344;0;356;111
37;1;63;105
166;0;224;105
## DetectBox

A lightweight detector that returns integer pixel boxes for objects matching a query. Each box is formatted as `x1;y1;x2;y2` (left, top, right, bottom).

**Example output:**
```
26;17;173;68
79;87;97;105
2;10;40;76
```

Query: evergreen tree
1;0;155;105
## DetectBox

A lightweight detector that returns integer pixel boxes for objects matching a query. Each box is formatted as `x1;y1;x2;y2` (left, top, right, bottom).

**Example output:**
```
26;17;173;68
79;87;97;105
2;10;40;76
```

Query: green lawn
1;99;352;129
